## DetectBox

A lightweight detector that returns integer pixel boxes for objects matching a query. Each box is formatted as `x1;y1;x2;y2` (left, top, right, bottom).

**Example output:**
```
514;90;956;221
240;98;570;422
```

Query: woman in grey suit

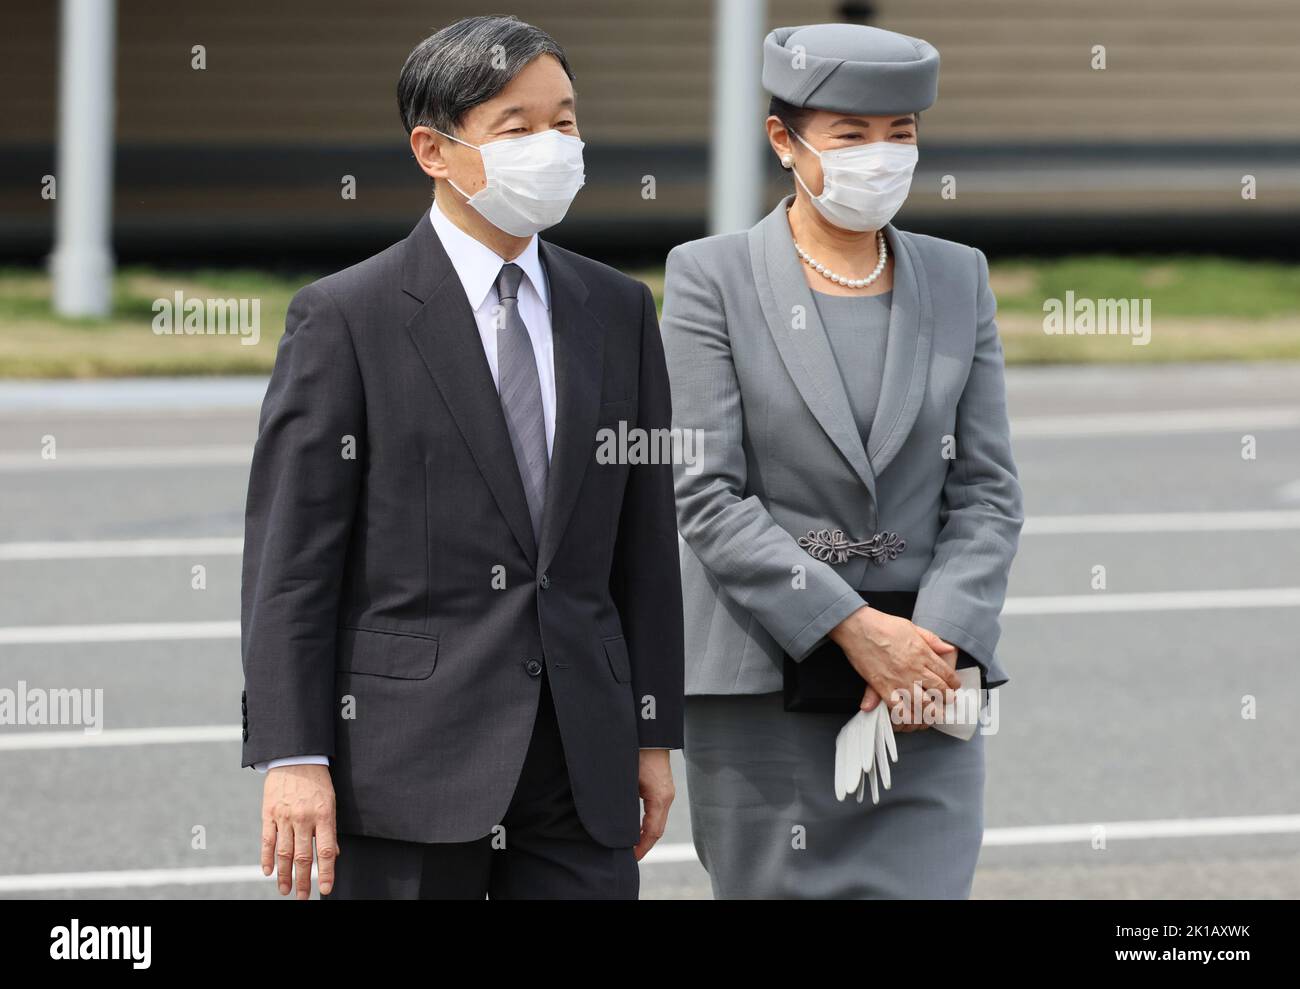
660;23;1024;899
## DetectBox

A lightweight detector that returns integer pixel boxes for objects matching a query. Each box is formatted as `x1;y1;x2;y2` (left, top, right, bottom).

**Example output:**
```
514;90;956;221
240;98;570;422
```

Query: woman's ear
766;116;794;169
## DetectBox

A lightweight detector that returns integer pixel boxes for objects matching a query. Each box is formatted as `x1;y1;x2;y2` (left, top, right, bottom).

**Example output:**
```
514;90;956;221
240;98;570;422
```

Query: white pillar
51;0;117;318
708;0;767;235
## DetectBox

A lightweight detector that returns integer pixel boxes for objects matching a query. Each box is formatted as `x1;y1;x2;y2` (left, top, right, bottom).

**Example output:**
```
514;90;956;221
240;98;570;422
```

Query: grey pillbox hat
762;23;940;115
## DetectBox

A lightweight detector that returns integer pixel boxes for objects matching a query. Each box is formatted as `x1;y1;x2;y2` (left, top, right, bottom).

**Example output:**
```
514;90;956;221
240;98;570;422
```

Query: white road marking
1012;405;1300;437
978;815;1300;846
0;445;251;472
1003;587;1300;615
0;404;1295;474
0;725;241;751
0;538;244;560
0;865;269;893
0;377;269;416
4;586;1298;645
640;843;702;865
0;621;239;644
1023;510;1300;534
8;510;1300;562
2;815;1299;891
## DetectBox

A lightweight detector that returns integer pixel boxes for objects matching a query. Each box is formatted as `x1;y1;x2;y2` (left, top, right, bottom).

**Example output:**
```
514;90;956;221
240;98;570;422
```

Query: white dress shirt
254;200;556;774
427;198;558;456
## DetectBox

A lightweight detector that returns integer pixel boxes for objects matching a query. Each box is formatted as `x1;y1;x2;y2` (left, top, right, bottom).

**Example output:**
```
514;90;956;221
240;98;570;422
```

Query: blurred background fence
3;0;1299;268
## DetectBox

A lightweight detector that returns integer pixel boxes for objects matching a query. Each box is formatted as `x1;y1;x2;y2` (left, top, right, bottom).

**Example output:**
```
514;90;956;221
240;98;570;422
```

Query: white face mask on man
436;128;586;237
789;130;917;232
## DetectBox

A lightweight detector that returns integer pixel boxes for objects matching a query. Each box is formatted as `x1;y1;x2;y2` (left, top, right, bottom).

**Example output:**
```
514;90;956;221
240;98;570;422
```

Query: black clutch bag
783;590;975;713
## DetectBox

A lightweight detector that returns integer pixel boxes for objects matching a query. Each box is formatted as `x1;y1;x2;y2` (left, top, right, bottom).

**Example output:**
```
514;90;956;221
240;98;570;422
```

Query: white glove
932;666;983;741
834;704;897;805
833;666;983;803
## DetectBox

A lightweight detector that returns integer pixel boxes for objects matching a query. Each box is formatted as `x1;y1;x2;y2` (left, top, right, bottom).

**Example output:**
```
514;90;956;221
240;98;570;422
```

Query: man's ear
410;126;448;181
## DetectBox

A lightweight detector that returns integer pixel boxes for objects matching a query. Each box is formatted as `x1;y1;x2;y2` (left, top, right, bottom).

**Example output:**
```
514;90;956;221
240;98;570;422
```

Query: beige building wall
3;1;1296;253
7;0;1298;145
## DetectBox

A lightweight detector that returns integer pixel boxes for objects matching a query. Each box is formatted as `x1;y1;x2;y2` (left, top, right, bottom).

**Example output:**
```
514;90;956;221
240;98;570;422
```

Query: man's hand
835;608;961;733
634;749;675;862
261;764;338;899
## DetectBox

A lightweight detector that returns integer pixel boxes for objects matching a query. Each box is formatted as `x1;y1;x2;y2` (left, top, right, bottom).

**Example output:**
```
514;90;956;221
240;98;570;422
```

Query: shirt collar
428;200;550;312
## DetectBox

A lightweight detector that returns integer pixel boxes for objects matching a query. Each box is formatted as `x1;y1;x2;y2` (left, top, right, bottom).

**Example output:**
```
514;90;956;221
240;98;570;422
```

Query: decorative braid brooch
798;528;906;566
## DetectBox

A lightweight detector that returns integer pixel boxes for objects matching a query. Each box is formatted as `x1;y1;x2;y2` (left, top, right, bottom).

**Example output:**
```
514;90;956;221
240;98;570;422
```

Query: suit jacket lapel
749;198;877;505
866;225;934;476
400;215;539;568
536;241;604;573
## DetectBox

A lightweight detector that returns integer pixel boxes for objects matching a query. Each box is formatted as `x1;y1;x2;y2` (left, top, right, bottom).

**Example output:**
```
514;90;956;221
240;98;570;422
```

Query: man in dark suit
240;15;684;899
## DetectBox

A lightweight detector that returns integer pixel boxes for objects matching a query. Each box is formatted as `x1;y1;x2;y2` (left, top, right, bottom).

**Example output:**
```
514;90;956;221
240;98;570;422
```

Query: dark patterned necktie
494;262;548;543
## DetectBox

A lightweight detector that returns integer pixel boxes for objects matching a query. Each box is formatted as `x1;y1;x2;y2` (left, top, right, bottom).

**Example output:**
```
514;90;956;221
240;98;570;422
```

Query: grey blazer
661;197;1023;695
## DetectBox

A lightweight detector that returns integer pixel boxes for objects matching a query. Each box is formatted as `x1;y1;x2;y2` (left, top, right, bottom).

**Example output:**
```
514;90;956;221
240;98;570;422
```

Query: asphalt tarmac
1;362;1297;899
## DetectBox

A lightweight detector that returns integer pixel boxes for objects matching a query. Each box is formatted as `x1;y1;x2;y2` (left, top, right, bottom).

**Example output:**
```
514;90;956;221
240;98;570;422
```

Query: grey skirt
684;691;985;899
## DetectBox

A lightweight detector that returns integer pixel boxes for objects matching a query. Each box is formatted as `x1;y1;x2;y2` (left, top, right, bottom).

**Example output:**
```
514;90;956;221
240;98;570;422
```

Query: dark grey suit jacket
240;213;684;848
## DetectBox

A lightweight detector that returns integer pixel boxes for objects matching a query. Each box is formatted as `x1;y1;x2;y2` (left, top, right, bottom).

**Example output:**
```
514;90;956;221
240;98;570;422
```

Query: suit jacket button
524;659;543;677
539;573;551;589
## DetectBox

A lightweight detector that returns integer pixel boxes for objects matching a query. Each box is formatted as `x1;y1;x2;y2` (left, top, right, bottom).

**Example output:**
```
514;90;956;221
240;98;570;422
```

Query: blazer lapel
401;215;539;568
749;197;877;505
866;225;934;476
536;241;604;573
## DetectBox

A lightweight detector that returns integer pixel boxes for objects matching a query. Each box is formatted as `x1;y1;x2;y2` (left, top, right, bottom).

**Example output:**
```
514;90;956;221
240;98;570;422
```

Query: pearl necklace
793;230;888;289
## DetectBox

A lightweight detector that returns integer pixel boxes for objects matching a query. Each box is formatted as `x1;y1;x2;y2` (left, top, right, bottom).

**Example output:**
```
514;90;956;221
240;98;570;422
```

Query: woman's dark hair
767;96;814;137
768;95;922;133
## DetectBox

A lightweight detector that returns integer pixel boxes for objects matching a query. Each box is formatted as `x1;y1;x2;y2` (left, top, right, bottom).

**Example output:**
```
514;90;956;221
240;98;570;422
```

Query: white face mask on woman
436;128;586;237
789;130;917;232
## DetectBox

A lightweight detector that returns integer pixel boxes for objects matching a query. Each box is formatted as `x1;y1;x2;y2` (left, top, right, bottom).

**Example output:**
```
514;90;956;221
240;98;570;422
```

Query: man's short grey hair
397;15;574;135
